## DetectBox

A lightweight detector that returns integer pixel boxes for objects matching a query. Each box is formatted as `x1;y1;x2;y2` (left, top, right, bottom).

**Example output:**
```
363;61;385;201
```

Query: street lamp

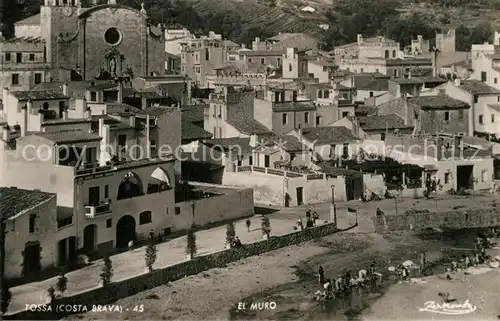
331;185;337;227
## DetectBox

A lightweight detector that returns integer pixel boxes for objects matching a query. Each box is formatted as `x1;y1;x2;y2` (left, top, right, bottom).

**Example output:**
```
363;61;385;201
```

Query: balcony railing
75;163;115;175
85;203;111;219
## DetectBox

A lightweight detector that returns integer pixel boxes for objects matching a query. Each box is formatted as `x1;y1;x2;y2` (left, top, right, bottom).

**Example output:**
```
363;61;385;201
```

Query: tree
455;22;493;51
226;222;236;247
261;216;271;239
100;253;113;286
47;286;56;304
145;241;157;272
383;13;438;48
0;277;11;315
186;227;197;259
55;273;68;295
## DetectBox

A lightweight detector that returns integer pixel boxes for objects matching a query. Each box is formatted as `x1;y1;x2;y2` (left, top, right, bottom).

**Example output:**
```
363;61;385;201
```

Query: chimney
85;107;91;119
62;83;69;96
129;114;136;127
454;78;461;87
117;81;123;103
21;105;28;136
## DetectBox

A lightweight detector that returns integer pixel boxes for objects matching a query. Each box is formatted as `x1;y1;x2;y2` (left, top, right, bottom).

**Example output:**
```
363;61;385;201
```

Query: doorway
83;224;97;253
116;215;136;248
345;174;363;201
58;237;77;266
59;101;65;118
88;186;100;206
457;165;474;190
296;187;303;206
264;155;270;168
23;241;41;278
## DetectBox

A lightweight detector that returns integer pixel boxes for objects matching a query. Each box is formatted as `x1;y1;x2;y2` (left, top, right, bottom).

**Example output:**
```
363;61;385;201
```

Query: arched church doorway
116;215;136;248
83;224;97;254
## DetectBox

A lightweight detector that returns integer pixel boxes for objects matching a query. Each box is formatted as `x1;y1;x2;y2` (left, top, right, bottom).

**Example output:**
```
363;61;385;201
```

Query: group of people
315;263;381;301
297;207;319;230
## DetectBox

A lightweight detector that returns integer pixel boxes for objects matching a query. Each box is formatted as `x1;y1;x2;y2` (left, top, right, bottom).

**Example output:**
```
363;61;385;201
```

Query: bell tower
40;0;79;65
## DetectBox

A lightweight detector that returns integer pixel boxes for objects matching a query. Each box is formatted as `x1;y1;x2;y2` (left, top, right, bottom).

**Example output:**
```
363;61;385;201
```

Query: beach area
64;229;500;321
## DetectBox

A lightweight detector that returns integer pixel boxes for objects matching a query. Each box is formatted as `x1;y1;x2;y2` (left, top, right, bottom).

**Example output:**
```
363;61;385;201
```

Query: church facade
0;0;165;91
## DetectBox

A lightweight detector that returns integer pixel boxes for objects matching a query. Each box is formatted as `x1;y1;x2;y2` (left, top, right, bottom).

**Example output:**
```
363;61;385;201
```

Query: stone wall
373;208;500;233
6;222;344;320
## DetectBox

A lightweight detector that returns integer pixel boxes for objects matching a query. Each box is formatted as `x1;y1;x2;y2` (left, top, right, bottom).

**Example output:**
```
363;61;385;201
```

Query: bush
0;277;11;314
56;273;68;294
226;222;236;245
100;253;113;286
261;216;271;238
145;241;157;272
186;227;197;259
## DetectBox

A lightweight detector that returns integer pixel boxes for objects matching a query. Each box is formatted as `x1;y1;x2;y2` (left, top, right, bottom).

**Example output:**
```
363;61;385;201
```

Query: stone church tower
39;0;165;80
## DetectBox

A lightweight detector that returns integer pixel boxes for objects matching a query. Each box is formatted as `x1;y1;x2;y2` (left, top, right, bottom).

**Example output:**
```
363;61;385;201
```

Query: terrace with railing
236;165;328;180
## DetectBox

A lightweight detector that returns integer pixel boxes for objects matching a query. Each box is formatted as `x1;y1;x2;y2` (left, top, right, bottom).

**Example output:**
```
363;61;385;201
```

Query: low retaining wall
373;208;500;233
6;222;343;320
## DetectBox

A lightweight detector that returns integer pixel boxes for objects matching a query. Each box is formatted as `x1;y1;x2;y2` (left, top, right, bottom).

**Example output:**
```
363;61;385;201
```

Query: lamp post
330;185;337;228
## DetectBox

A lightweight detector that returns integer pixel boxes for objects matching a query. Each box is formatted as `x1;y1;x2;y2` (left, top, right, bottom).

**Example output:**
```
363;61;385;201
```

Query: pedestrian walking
312;210;319;226
149;229;155;242
284;193;291;207
128;239;134;251
246;218;251;232
318;266;325;285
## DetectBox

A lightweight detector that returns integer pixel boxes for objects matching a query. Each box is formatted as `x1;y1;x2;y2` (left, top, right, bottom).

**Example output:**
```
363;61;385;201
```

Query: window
479;114;484;124
282;113;288;125
205;48;209;60
249;156;253;165
118;134;126;147
5;53;11;61
481;71;487;82
195;53;199;61
34;73;42;85
393;69;398;78
474;95;478;103
195;66;200;73
324;91;329;98
175;207;181;215
459;110;464;120
392;50;396;58
342;111;349;118
29;53;35;61
277;58;281;66
139;211;152;225
498;96;500;102
381;133;386;141
219;127;222;138
289;63;292;72
444;172;450;184
213;126;217;138
492;114;495;123
150;140;156;151
90;91;97;101
316;116;321;126
342;143;349;158
495;78;498;84
29;214;36;233
369;91;374;97
318;90;323;99
304;112;309;123
16;53;22;63
106;219;112;228
11;74;19;85
260;58;265;64
43;102;49;110
444;111;450;121
248;58;253;63
385;50;389;59
360;68;364;73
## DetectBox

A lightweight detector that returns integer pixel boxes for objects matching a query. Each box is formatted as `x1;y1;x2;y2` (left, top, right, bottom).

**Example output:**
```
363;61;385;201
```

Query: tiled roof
228;118;272;136
106;103;142;113
87;83;118;91
204;138;253;155
165;52;181;60
136;106;176;117
222;40;240;47
409;95;470;109
242;50;283;57
356;79;388;91
0;187;55;220
302;126;360;145
11;90;69;101
459;80;500;95
182;122;212;141
357;114;412;131
14;13;40;25
417;76;447;83
310;60;336;67
226;91;273;136
182;104;205;123
390;78;424;85
355;106;377;116
272;102;316;112
267;134;305;152
267;33;317;51
32;81;116;98
42;118;91;126
34;130;102;144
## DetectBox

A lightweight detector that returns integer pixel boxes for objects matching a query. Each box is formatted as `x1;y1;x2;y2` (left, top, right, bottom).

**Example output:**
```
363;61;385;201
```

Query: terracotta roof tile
357;114;412;131
302;126;360;145
11;90;69;101
182;122;212;141
0;187;55;220
459;80;500;95
34;130;102;144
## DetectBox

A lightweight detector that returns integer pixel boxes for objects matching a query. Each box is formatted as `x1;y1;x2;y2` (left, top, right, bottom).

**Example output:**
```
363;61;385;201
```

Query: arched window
147;167;171;194
385;50;389;59
392;50;396;58
139;211;152;225
117;172;144;200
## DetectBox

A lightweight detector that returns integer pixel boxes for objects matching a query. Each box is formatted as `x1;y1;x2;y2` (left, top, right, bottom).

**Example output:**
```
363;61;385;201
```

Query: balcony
75;162;115;176
85;203;111;219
